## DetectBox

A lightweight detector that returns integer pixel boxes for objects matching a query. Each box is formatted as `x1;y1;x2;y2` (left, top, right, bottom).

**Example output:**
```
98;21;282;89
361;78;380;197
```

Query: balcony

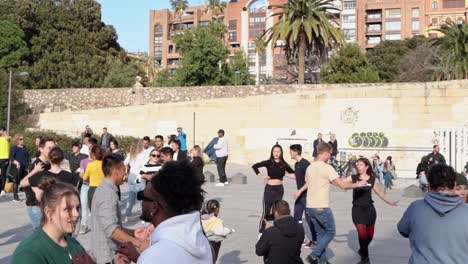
366;28;382;35
365;14;382;22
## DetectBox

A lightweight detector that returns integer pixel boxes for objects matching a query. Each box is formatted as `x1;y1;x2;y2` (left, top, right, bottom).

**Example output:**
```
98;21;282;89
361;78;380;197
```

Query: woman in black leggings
252;144;295;234
344;158;398;264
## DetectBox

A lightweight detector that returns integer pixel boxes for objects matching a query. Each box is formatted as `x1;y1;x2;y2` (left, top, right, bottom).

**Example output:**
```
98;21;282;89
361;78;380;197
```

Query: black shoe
358;257;370;264
358;249;363;258
305;256;319;264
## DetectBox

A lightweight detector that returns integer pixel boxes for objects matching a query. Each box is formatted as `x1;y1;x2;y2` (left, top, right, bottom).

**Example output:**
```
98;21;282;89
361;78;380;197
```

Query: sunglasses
19;138;24;141
137;191;155;202
151;154;161;158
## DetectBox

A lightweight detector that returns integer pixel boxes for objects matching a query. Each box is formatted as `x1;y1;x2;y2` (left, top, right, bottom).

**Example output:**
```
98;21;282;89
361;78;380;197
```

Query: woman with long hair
82;145;105;211
252;144;295;234
9;134;30;202
124;139;146;222
109;140;125;157
343;158;398;264
12;178;93;263
383;156;396;190
191;145;205;183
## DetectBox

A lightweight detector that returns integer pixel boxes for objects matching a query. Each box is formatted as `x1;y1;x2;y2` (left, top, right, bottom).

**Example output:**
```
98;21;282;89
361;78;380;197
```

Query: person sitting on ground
454;173;468;202
117;160;212;264
12;178;94;264
398;164;468;264
256;200;304;264
201;199;234;263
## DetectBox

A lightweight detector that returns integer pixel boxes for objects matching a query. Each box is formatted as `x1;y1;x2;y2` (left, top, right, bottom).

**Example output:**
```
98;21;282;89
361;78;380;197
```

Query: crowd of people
1;125;468;264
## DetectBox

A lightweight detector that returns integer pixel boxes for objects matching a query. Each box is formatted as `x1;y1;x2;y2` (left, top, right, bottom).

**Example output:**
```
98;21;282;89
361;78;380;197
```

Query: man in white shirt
80;134;91;156
142;136;154;157
214;129;228;186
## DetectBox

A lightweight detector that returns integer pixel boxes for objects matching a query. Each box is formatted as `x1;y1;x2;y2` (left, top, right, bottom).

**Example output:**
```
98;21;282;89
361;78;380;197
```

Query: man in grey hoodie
398;164;468;264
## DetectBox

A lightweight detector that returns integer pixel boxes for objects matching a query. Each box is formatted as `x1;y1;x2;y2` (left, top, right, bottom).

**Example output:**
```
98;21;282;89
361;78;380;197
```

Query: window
432;1;438;9
367;13;381;20
248;42;256;52
199;21;209;27
228;31;237;42
443;0;464;9
367;24;381;31
412;8;419;18
431;17;439;25
154;25;163;58
343;29;356;38
343;1;356;9
342;15;356;23
385;9;401;19
249;16;266;24
385;21;401;31
168;45;174;53
367;37;381;44
229;20;237;30
412;20;420;31
249;28;265;39
385;34;401;40
154;47;162;58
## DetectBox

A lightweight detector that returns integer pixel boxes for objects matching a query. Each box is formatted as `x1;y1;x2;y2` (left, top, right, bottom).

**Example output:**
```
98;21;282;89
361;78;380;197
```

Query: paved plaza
0;164;415;264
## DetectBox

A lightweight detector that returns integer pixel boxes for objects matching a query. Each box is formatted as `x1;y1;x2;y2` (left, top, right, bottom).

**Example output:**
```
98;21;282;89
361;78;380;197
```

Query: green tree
320;45;379;83
205;0;227;21
170;0;189;23
103;58;145;87
430;22;468;80
261;0;344;84
397;39;439;82
228;51;254;85
173;22;230;86
0;20;28;70
367;40;409;82
150;69;178;87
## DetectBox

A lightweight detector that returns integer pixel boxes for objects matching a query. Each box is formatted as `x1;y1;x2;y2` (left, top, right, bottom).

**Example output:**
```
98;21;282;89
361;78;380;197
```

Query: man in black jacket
312;133;323;160
256;200;304;264
425;145;446;173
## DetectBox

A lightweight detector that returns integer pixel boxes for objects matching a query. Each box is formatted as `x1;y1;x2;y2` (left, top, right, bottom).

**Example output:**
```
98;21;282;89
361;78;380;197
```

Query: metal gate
432;127;468;173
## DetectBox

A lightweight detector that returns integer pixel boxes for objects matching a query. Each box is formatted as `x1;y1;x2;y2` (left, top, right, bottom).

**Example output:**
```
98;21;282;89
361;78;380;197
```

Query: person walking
425;145;446;173
90;154;148;264
20;137;56;229
82;145;105;211
214;129;229;186
253;144;295;234
294;143;367;264
177;127;188;157
12;178;94;264
328;134;338;163
255;200;304;264
201;199;234;263
371;156;384;184
10;134;30;202
312;133;323;161
100;127;115;150
124;139;147;222
398;164;468;264
191;145;205;183
116;160;212;264
383;156;395;190
289;144;316;248
343;158;398;264
0;127;10;197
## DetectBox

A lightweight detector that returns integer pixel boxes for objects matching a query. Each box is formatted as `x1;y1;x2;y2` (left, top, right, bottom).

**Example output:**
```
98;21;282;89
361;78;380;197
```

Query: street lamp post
7;71;29;134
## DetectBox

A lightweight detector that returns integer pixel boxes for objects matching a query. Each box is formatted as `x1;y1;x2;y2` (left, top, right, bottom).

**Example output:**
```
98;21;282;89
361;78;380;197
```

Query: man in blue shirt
177;127;187;156
290;144;316;248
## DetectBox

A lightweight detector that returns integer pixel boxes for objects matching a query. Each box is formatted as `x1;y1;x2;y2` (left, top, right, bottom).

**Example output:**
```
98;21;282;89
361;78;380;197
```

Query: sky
98;0;202;53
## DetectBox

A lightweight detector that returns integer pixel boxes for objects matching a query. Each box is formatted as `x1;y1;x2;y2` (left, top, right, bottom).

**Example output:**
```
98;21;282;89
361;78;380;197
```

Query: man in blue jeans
295;143;367;263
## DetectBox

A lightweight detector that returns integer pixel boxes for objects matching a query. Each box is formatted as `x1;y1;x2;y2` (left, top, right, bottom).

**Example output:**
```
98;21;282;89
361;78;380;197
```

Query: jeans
294;196;317;241
216;156;228;183
27;206;42;229
125;190;137;217
306;208;336;263
80;184;89;227
384;171;393;188
126;173;145;217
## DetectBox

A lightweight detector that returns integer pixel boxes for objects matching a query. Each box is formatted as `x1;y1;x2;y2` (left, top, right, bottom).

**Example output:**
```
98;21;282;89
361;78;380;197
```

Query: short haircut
83;133;91;139
160;147;174;156
433;145;439;149
171;139;181;148
110;139;119;147
317;142;332;155
90;145;105;161
155;135;164;141
102;154;125;177
428;164;456;190
273;200;290;216
375;155;380;160
71;141;80;148
48;147;64;165
89;137;98;145
150;160;205;215
143;136;150;141
39;137;55;148
290;144;302;156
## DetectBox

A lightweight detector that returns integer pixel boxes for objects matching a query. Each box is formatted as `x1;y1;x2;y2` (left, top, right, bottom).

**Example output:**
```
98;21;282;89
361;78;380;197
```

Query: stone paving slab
0;164;414;264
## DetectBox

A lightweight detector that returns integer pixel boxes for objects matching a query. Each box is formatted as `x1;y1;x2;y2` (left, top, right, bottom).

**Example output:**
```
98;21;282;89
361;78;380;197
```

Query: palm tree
430;21;468;80
254;36;267;84
205;0;227;21
171;0;189;25
261;0;344;84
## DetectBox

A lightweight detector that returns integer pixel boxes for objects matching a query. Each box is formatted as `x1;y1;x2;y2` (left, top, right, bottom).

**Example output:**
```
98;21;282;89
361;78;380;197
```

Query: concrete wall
24;80;468;177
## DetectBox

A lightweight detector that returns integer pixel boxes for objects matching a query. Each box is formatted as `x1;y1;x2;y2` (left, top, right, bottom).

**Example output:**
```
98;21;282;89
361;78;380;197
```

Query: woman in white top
124;139;147;222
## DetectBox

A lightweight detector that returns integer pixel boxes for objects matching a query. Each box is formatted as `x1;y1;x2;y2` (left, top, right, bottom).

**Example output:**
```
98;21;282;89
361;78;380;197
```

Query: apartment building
424;0;468;37
341;0;358;43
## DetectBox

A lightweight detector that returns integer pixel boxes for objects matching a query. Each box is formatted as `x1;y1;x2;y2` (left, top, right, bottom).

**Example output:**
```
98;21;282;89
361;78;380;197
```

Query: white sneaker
224;182;229;185
0;191;5;197
215;183;225;187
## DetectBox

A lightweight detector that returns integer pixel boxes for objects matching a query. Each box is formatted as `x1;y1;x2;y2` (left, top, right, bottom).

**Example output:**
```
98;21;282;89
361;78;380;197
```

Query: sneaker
305;256;319;264
0;191;5;197
215;183;225;187
13;198;20;202
79;226;90;234
358;257;370;264
302;239;310;246
224;181;229;185
303;241;316;249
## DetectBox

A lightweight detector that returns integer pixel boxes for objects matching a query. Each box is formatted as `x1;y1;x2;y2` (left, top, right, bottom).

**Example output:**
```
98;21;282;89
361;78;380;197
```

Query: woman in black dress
191;145;205;183
344;157;398;264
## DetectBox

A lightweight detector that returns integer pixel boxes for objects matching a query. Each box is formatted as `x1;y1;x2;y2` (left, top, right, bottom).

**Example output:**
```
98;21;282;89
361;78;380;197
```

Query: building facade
341;0;358;43
424;0;468;37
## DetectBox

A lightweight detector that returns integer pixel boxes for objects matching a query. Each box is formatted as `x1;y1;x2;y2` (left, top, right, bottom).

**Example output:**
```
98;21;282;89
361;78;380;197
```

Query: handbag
4;180;14;193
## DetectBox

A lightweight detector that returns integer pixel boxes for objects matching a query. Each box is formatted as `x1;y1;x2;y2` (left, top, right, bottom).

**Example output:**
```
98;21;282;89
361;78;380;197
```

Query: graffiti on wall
340;107;360;126
348;132;389;148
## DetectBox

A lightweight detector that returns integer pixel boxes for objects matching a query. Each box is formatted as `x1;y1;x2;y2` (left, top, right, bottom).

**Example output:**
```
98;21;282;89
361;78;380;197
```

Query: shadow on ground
219;250;248;264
